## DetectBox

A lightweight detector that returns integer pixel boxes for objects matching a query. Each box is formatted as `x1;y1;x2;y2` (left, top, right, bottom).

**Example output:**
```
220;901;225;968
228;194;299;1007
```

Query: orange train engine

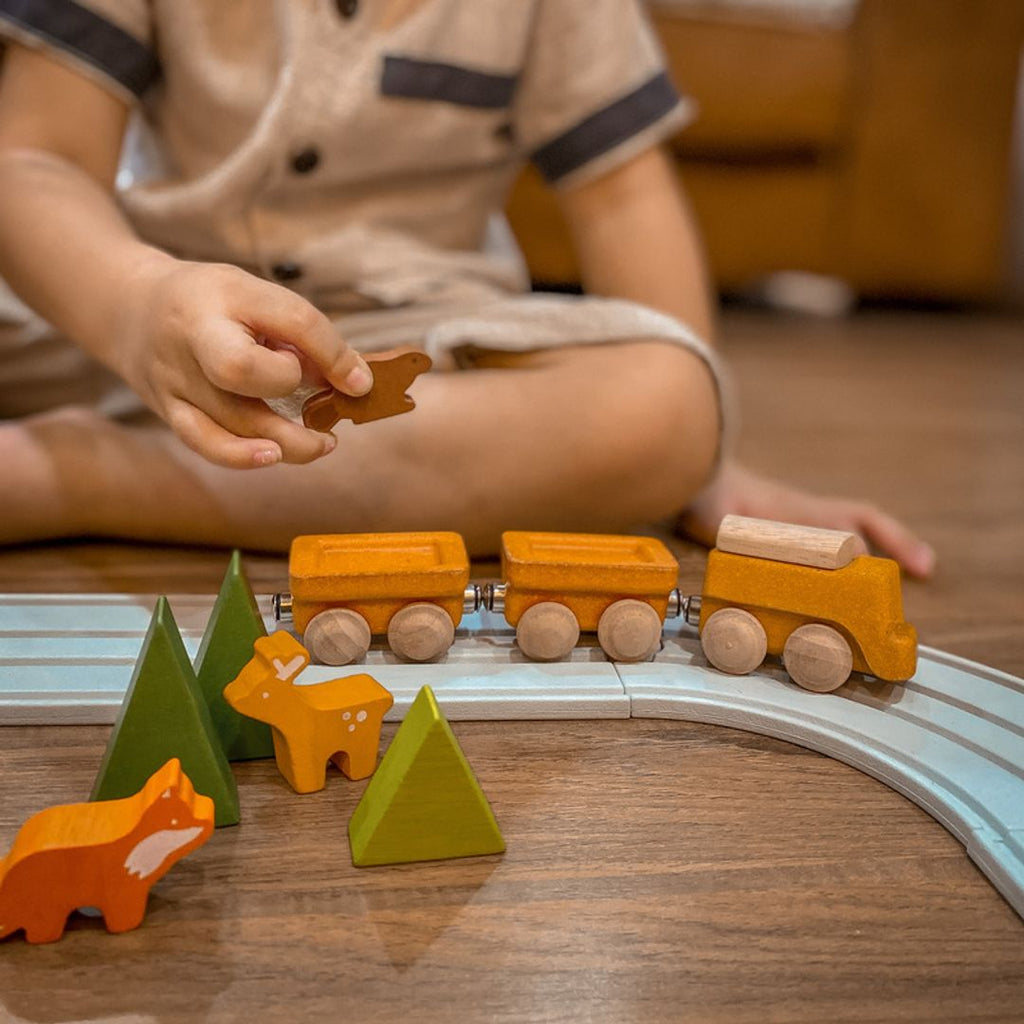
694;516;918;692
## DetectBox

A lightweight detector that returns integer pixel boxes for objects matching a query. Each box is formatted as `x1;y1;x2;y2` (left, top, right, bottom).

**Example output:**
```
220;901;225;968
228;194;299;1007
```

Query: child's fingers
165;400;285;470
848;504;937;580
806;497;935;579
203;391;337;465
193;321;304;399
166;392;335;469
231;279;373;396
259;337;329;388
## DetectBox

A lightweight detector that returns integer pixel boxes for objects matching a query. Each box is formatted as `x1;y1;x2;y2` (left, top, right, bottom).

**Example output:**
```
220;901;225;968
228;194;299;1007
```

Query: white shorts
0;281;728;450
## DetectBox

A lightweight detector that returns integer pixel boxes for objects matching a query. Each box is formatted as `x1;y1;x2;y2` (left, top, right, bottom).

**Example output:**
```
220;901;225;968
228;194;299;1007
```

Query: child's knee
604;341;721;502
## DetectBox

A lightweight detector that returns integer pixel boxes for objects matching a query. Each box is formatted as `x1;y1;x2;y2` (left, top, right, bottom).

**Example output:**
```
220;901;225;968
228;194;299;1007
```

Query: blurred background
507;0;1024;311
503;0;1024;673
1;0;1021;674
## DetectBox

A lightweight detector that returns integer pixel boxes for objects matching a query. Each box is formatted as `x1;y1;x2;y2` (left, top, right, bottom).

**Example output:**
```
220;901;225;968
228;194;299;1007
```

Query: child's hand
678;461;937;579
117;258;373;468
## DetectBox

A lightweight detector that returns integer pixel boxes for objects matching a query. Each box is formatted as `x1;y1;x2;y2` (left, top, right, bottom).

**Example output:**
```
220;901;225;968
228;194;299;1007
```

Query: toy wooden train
273;516;918;693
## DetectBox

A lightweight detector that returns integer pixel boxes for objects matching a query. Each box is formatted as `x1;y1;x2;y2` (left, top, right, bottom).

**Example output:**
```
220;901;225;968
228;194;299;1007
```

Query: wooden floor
722;305;1024;679
1;307;1022;1022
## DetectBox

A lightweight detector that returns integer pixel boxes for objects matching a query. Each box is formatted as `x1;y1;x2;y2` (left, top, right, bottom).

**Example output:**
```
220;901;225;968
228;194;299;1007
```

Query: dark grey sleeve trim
381;55;517;110
0;0;158;97
531;71;680;184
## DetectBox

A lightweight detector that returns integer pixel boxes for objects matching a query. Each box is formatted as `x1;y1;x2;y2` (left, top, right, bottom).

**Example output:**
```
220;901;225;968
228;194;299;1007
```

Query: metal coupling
482;582;507;614
666;589;701;625
463;583;482;614
273;592;293;622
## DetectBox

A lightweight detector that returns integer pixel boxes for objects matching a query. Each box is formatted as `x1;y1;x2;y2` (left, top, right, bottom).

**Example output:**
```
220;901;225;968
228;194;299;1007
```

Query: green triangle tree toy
194;550;274;760
91;597;240;827
348;685;505;866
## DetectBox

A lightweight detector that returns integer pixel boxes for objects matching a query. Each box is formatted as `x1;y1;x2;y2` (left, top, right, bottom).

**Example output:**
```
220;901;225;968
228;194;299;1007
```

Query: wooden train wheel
304;608;371;665
516;602;580;662
597;599;663;662
387;602;455;663
701;607;767;675
783;623;853;692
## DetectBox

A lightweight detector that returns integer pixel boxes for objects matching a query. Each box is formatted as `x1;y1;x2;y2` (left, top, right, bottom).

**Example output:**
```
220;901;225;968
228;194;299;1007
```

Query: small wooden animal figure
222;631;394;794
0;759;213;944
302;349;432;431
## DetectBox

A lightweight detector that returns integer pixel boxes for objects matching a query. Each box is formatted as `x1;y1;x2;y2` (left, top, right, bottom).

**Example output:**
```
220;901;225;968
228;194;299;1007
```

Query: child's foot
0;406;101;544
1;404;237;547
677;461;936;579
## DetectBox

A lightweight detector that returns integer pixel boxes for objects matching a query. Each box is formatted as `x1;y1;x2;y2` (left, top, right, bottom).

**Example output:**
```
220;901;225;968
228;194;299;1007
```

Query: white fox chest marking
124;827;204;879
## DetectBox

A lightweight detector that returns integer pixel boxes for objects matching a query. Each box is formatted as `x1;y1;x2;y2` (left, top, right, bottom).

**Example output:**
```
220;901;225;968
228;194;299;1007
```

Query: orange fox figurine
223;631;394;793
0;758;214;944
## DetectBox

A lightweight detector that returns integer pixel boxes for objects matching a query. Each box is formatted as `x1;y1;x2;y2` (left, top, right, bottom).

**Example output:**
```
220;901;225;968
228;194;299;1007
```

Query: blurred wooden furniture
507;0;1024;301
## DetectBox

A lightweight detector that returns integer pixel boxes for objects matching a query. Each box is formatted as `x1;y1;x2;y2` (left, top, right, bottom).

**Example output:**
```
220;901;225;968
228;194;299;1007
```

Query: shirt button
291;147;321;174
335;0;358;18
271;261;303;282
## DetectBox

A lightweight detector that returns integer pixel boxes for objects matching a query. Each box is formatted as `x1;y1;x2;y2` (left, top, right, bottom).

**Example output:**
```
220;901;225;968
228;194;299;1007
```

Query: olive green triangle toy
194;550;274;760
91;597;240;827
348;686;505;866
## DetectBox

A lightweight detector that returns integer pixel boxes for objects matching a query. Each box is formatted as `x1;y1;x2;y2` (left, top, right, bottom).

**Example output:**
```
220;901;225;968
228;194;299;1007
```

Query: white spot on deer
272;656;305;681
124;827;204;879
162;788;172;799
356;710;367;722
343;712;351;721
262;692;270;699
348;724;356;733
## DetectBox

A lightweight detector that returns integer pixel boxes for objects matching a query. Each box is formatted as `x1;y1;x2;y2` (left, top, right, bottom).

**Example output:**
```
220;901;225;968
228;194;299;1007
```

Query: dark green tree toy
91;597;239;827
193;550;274;760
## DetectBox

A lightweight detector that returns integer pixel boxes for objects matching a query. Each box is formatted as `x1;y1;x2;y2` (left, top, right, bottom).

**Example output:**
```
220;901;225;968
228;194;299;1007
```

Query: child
0;0;933;576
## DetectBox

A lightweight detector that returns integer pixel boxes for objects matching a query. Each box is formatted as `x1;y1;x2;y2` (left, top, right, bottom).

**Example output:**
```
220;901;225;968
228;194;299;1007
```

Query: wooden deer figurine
223;632;394;794
301;349;432;431
0;758;214;944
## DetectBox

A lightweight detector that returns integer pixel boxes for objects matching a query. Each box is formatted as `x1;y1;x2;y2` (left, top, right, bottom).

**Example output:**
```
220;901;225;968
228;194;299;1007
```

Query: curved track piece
618;638;1024;921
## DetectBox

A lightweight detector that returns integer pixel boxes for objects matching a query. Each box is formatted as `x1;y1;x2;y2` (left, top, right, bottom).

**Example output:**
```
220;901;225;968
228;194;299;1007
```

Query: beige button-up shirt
2;0;730;439
1;0;692;315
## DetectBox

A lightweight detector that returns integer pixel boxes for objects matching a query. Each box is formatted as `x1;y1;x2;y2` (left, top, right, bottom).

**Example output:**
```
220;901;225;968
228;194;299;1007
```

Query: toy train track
1;591;1023;921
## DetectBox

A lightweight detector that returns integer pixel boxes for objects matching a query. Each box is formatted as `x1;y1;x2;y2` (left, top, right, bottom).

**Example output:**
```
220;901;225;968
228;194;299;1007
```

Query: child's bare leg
0;341;718;554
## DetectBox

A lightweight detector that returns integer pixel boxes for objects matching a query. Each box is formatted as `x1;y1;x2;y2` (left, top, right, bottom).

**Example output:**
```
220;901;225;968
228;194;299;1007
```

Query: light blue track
1;594;1022;920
